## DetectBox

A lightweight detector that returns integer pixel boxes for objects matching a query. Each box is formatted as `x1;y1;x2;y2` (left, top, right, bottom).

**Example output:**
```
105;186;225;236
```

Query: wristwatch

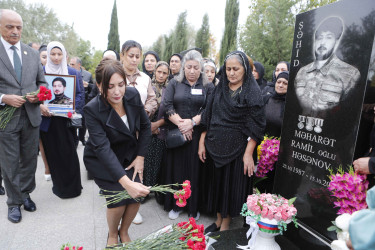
191;118;196;127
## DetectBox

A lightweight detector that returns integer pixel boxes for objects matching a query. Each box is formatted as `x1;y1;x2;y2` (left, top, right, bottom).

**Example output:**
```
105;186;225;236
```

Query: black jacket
83;88;151;182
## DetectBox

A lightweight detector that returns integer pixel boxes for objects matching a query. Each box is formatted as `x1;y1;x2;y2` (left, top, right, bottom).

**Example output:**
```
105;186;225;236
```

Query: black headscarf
253;61;267;90
142;51;160;79
202;51;265;167
168;53;183;80
271;61;290;83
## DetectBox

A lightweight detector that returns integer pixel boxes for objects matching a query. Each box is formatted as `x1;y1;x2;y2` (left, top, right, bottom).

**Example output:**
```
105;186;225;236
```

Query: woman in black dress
143;61;170;187
200;51;265;233
83;59;151;246
159;50;214;220
39;41;83;198
142;51;160;79
256;71;288;193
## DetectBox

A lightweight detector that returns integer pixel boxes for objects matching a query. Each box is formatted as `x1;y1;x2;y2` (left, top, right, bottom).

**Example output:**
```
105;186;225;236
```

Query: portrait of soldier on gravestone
295;16;361;116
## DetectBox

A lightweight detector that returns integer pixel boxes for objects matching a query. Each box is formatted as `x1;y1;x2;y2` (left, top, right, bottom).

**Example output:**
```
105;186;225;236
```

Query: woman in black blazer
83;59;151;246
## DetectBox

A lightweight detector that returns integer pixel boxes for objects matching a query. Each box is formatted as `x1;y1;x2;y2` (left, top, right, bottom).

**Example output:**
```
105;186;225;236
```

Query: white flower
331;240;349;250
335;213;352;232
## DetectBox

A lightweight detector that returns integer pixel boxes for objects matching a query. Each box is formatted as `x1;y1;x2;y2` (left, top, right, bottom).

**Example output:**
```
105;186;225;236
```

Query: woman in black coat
83;59;151;246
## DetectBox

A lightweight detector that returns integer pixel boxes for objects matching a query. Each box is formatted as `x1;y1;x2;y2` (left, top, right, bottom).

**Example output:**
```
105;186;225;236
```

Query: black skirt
202;152;253;218
40;117;82;199
157;129;202;217
95;168;141;208
143;135;165;187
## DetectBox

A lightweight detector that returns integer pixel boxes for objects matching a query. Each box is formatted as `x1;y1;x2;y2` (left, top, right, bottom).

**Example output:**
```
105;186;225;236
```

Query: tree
162;32;174;61
208;33;219;63
219;0;240;64
195;14;210;58
151;35;164;58
107;0;120;53
172;11;188;54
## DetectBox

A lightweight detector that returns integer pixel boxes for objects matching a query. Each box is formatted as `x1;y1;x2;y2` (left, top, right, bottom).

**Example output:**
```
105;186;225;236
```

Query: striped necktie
10;45;22;82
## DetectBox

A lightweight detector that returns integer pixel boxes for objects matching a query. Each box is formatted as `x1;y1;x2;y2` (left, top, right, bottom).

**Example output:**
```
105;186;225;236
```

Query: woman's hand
151;122;160;135
40;104;52;117
183;129;193;141
243;154;255;177
125;156;145;182
198;141;206;163
178;119;193;134
119;175;150;199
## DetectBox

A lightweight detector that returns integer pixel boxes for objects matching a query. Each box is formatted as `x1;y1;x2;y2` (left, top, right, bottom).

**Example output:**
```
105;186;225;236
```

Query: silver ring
138;171;142;174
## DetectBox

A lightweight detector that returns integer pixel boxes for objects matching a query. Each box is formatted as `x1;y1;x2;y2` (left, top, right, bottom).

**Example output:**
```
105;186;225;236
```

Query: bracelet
191;118;197;127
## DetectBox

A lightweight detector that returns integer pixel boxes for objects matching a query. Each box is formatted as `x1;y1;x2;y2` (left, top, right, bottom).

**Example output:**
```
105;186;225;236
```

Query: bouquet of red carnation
101;180;191;208
106;217;206;249
60;243;83;250
0;85;52;129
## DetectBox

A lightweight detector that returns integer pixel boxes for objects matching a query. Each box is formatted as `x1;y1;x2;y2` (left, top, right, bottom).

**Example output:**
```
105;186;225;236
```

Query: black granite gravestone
273;0;375;248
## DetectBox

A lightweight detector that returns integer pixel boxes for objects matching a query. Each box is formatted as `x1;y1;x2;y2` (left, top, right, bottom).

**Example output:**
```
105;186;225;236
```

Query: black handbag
165;127;186;149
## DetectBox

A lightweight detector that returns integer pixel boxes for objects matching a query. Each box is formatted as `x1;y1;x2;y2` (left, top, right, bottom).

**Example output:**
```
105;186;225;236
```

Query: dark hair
121;40;142;55
39;44;47;53
95;58;127;102
315;16;344;40
52;77;66;87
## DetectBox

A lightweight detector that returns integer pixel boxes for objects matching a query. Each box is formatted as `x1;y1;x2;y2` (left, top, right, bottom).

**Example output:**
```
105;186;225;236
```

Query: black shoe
23;198;36;212
8;206;21;223
0;186;5;195
204;222;220;234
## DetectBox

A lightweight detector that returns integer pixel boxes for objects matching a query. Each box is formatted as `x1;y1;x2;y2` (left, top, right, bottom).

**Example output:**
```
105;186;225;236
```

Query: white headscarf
45;41;68;75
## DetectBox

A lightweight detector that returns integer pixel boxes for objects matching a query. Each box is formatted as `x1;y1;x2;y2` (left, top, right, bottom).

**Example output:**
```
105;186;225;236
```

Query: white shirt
0;37;23;104
121;115;129;130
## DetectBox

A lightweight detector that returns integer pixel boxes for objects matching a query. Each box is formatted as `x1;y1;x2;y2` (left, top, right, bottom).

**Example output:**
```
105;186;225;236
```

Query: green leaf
288;197;297;205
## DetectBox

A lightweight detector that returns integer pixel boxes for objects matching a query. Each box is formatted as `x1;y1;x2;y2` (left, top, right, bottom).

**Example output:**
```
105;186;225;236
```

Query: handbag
165;127;186;149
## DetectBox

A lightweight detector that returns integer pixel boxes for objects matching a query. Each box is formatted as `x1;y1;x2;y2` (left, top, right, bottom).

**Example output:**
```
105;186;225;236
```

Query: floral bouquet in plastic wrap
256;136;280;178
328;166;369;214
238;191;297;249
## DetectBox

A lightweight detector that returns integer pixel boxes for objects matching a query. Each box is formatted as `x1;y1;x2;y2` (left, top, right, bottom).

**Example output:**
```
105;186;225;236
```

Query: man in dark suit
0;9;47;223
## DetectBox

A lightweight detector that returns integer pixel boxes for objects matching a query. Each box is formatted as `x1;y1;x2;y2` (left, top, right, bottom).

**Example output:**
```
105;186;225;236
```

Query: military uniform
49;95;73;105
295;54;360;115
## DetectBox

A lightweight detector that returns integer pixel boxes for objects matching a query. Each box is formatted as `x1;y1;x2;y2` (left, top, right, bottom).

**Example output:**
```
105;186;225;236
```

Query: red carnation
67;112;73;118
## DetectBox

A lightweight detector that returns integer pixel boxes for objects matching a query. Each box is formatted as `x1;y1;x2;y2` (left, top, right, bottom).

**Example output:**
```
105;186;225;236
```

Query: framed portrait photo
44;74;76;117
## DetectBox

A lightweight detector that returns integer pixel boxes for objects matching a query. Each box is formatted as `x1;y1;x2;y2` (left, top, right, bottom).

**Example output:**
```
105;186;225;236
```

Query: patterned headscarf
151;61;169;105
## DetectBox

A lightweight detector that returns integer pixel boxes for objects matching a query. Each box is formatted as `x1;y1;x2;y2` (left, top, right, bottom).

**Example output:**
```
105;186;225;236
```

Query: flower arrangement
241;191;298;233
107;217;205;249
328;166;369;214
101;180;191;208
0;85;52;129
256;136;280;178
60;243;83;250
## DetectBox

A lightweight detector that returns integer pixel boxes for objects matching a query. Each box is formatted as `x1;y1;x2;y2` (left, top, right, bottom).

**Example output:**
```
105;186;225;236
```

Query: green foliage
151;35;164;58
195;14;210;58
88;50;104;78
162;32;174;62
220;0;240;64
294;0;338;13
0;0;93;70
107;0;120;53
239;0;295;80
172;11;188;54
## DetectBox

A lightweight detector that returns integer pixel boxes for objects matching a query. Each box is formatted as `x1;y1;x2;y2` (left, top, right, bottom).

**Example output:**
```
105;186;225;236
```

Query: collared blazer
0;41;47;130
83;87;151;182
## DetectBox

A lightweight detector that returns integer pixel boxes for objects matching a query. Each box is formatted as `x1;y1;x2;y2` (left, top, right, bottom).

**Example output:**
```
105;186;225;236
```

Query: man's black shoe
23;198;36;212
8;206;21;223
0;186;5;195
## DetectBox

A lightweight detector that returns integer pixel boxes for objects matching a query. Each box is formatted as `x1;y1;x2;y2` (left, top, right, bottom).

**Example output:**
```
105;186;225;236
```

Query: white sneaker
132;212;143;224
168;209;182;220
45;174;51;181
189;211;200;221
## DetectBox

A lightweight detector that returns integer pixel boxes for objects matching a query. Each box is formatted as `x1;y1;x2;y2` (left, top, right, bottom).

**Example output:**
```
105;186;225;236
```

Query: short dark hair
95;58;127;102
121;40;142;55
52;77;66;87
315;16;344;40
